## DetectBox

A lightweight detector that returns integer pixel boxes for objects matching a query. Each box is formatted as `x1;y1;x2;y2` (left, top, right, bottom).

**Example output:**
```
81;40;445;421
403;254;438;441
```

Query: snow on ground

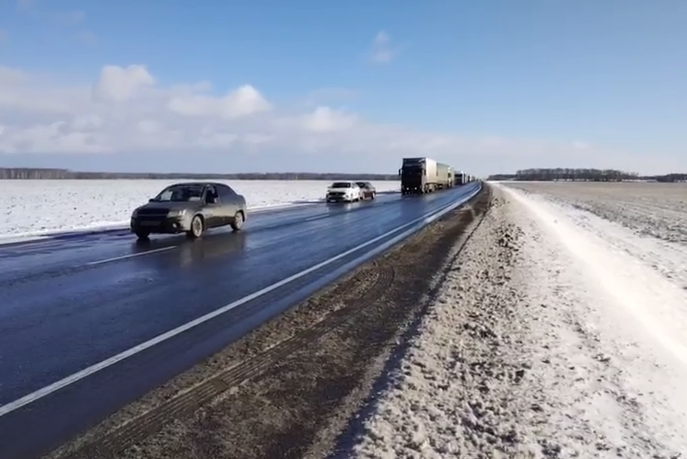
505;181;687;245
345;183;687;458
0;179;400;239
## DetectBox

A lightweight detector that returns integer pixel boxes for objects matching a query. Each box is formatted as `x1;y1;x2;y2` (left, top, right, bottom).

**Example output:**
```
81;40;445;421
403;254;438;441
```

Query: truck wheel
231;211;244;231
186;215;204;239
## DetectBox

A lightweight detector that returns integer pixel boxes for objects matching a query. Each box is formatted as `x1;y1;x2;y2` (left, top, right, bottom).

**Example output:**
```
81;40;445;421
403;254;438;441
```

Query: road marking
0;184;481;418
86;246;177;266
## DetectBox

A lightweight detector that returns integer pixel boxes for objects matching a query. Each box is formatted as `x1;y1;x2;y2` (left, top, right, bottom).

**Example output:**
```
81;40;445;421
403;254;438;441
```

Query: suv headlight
168;209;187;217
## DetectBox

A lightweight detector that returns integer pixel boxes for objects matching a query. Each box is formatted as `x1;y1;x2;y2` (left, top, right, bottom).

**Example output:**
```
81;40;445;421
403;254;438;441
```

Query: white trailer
424;158;437;183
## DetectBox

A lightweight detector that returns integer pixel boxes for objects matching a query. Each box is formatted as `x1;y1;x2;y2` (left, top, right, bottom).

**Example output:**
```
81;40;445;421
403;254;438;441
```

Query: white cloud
92;65;156;102
136;119;162;135
0;64;650;175
300;107;358;133
0;122;111;154
168;84;271;119
71;114;102;131
0;67;87;114
370;30;401;64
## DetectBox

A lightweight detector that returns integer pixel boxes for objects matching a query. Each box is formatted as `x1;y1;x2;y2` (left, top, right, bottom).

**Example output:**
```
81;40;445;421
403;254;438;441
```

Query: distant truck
399;157;454;194
455;170;468;186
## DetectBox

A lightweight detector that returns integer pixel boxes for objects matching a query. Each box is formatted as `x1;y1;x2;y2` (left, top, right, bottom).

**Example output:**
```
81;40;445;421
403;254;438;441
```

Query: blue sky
0;0;685;176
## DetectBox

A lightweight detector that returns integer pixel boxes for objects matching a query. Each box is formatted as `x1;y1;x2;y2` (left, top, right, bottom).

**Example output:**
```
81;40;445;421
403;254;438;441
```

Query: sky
0;0;685;177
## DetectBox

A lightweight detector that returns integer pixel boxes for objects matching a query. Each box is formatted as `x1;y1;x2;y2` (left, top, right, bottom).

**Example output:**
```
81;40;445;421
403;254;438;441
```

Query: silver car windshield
153;184;205;202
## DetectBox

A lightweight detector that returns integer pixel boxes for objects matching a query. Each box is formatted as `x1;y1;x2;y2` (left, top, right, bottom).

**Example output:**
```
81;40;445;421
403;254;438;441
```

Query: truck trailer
436;162;452;189
400;157;451;194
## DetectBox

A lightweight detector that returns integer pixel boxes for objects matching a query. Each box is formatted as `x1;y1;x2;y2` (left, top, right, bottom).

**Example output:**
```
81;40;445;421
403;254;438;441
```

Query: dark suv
130;182;248;240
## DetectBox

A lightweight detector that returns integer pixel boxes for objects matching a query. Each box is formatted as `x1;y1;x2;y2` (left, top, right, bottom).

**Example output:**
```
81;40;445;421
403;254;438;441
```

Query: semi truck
453;170;466;185
399;157;454;194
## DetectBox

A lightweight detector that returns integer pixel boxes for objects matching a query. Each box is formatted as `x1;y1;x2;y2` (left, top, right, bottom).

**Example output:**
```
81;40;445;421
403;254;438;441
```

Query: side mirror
148;198;155;202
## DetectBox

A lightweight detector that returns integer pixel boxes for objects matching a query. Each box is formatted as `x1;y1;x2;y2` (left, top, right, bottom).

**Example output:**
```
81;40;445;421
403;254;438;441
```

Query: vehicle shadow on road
132;231;249;264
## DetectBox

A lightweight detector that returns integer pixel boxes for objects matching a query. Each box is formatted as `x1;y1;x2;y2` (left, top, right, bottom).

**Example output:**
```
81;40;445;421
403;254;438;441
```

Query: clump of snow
0;179;400;238
345;184;687;458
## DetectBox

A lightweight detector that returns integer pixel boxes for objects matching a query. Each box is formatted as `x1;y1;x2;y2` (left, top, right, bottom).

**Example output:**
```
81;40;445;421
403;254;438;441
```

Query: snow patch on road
344;184;687;458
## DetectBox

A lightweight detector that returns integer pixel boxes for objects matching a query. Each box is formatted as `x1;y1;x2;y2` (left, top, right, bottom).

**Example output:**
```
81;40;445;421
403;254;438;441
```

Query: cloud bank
0;64;641;175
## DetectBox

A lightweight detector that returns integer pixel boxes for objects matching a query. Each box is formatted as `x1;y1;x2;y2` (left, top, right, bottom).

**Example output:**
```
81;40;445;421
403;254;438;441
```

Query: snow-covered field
0;179;400;239
507;181;687;245
346;182;687;458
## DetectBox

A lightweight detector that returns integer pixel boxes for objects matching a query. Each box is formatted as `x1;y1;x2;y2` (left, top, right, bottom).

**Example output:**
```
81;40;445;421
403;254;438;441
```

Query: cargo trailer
436;162;452;189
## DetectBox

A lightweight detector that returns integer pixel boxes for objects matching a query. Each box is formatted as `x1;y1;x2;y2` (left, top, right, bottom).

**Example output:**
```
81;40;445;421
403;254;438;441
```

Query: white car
325;181;363;203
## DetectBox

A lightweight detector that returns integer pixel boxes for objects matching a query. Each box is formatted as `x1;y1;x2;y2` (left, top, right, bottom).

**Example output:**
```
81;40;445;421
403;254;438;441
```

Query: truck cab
400;157;427;194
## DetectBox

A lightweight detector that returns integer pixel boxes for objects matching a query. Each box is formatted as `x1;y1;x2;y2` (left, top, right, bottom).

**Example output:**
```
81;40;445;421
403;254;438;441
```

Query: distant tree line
0;168;399;181
487;168;687;183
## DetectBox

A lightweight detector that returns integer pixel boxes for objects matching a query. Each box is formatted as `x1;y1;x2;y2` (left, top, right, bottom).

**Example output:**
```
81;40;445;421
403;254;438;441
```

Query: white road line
0;185;481;418
85;246;177;266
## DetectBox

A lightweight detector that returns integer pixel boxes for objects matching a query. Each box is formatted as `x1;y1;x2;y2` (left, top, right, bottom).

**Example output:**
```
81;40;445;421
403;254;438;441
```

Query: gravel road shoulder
342;184;686;459
49;186;491;459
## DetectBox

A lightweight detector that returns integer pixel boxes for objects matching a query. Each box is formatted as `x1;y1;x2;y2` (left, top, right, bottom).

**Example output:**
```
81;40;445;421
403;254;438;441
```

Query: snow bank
345;184;687;458
0;179;400;239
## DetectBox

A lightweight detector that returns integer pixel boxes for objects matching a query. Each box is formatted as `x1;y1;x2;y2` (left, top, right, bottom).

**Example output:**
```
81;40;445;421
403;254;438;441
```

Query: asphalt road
0;182;481;459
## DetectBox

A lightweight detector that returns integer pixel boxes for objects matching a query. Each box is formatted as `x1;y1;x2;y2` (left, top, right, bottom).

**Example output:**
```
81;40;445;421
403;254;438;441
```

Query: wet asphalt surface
0;183;480;459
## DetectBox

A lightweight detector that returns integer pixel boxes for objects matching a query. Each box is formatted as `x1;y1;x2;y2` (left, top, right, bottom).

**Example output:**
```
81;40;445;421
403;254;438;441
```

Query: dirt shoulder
49;185;491;459
339;183;687;459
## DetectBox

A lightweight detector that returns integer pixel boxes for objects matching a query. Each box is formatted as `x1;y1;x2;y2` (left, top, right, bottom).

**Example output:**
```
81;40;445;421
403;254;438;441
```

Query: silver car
130;181;248;240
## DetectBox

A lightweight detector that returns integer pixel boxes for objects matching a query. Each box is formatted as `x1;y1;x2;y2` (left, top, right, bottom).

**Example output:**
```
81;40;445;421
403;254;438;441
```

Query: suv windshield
152;184;205;202
331;182;352;188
